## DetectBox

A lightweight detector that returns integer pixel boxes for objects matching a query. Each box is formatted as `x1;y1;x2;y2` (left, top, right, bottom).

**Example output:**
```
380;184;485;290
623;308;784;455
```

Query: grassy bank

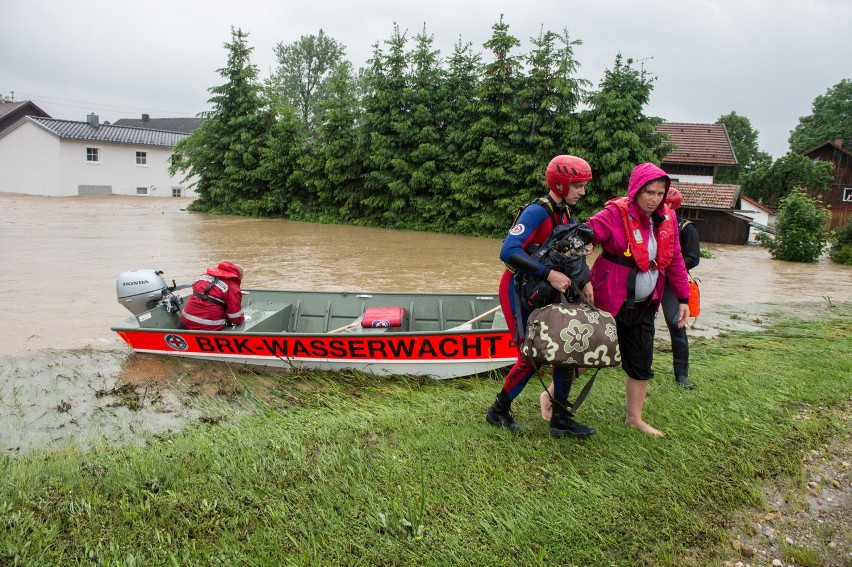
2;304;850;566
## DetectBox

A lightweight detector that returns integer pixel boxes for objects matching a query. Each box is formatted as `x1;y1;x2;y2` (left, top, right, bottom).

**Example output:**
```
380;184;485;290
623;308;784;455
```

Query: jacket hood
206;261;242;281
627;163;671;206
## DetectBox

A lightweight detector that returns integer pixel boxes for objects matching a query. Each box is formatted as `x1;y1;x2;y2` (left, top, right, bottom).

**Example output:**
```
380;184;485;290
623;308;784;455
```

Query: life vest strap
194;278;226;307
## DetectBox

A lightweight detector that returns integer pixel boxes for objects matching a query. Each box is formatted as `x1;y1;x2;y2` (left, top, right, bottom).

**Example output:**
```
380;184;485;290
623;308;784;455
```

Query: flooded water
2;193;851;454
1;193;851;356
0;194;504;355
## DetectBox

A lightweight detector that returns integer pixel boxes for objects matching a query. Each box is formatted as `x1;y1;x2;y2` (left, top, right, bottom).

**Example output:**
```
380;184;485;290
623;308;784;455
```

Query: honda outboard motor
116;269;185;316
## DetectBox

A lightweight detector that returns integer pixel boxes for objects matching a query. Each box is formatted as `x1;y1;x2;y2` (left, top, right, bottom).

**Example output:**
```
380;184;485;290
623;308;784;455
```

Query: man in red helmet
661;187;701;389
180;261;245;331
485;155;596;438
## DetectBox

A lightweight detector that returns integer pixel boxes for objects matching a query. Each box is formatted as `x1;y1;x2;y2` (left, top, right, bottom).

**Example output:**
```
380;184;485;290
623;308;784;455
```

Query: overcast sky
2;0;849;158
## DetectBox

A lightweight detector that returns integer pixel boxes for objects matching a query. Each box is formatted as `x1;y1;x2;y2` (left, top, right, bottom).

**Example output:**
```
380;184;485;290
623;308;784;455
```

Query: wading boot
672;334;694;389
549;396;595;438
485;391;521;433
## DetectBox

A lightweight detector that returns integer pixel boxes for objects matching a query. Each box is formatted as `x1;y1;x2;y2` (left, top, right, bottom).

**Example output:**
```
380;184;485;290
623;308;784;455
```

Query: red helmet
545;155;592;198
666;187;683;210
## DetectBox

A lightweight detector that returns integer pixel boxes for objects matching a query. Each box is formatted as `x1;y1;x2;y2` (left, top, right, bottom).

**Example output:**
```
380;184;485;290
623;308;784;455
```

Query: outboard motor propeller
116;269;186;316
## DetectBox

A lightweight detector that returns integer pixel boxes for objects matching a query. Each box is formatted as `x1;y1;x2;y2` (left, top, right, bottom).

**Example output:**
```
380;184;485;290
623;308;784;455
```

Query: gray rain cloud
2;0;850;158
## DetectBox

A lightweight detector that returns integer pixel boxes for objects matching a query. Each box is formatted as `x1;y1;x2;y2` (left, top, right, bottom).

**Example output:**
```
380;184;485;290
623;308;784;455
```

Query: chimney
87;113;100;128
142;114;150;122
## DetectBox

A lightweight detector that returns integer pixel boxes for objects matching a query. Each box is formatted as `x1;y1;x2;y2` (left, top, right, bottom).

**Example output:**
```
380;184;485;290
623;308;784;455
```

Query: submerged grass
1;304;850;565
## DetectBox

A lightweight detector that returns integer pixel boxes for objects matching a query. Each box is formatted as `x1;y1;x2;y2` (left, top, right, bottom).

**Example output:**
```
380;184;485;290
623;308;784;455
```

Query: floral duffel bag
521;291;621;369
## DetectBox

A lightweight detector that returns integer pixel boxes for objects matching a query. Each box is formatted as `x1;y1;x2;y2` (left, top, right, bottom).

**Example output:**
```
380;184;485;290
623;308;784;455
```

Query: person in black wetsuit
485;155;596;438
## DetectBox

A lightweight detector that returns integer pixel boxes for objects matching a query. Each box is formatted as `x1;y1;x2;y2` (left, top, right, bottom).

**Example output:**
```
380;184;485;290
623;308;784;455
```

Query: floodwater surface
1;192;850;355
1;193;850;454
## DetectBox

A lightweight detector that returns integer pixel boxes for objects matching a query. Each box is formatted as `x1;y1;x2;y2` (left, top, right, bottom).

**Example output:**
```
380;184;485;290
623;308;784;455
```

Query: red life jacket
607;197;676;271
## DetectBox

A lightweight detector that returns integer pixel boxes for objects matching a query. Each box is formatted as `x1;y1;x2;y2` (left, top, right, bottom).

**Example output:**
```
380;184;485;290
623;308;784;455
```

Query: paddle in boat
112;269;515;379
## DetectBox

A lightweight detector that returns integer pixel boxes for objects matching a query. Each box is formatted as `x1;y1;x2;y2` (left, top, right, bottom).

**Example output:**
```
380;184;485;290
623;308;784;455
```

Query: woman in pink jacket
585;163;690;437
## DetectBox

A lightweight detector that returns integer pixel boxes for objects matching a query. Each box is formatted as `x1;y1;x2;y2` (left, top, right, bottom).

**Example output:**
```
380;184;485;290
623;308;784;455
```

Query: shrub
829;218;852;265
757;189;829;262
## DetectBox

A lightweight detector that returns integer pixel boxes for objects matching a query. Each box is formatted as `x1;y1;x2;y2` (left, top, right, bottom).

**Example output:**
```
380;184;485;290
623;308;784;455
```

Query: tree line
170;23;848;238
170;22;670;237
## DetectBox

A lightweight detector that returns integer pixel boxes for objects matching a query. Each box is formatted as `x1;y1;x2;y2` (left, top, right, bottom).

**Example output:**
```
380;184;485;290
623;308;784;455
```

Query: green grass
2;304;850;566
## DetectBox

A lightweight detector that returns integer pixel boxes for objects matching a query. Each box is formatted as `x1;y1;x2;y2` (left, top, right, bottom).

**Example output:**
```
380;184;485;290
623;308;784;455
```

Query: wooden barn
673;182;753;244
802;139;852;230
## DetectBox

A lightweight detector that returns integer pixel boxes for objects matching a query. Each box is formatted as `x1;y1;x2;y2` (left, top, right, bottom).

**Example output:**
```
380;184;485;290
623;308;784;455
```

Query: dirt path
722;404;851;567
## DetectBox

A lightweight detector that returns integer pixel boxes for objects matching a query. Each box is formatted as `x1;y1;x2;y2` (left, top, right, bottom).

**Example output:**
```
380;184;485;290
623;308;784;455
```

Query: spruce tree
170;27;271;214
406;25;450;231
516;28;586;207
361;24;412;227
578;54;670;215
453;16;524;236
442;39;481;229
309;61;365;222
258;103;310;218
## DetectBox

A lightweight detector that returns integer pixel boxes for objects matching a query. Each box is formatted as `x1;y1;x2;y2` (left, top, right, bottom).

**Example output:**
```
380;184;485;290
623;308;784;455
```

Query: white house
0;114;194;197
737;195;776;242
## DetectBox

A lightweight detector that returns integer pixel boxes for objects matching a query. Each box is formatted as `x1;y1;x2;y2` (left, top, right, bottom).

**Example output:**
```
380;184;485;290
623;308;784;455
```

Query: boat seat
238;304;293;333
490;309;507;330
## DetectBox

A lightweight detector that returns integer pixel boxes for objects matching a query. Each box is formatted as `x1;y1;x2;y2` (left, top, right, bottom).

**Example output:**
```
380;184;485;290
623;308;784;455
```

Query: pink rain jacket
585;163;690;317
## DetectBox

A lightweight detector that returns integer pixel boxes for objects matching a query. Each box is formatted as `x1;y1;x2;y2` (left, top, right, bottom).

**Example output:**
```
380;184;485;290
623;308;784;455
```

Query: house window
844;188;852;203
136;187;148;195
135;151;147;165
86;147;99;163
172;187;182;197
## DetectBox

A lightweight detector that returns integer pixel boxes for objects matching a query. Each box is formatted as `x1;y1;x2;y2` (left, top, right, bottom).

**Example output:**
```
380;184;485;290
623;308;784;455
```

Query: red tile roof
672;181;740;210
657;122;738;166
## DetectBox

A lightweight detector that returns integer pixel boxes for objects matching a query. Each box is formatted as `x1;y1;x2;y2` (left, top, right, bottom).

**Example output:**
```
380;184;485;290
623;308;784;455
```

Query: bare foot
539;390;552;420
626;419;665;437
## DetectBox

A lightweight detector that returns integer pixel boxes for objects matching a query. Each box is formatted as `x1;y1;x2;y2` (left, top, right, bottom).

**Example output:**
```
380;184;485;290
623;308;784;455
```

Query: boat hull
112;288;516;379
114;328;516;379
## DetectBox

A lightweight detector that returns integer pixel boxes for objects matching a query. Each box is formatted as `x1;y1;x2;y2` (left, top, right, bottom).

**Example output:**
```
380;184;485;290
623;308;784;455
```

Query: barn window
680;208;700;221
844;188;852;203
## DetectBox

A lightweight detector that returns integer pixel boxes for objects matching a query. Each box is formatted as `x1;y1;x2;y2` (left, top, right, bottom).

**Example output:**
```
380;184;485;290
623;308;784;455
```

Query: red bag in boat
362;307;404;328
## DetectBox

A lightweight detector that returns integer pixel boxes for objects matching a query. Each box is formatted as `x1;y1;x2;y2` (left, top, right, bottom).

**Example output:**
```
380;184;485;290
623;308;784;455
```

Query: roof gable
673;181;740;210
801;140;852;159
25;117;188;147
657;122;738;166
0;100;50;121
740;194;774;213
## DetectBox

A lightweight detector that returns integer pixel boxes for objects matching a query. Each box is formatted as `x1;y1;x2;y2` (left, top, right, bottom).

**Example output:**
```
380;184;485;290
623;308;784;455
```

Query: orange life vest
608;197;676;272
